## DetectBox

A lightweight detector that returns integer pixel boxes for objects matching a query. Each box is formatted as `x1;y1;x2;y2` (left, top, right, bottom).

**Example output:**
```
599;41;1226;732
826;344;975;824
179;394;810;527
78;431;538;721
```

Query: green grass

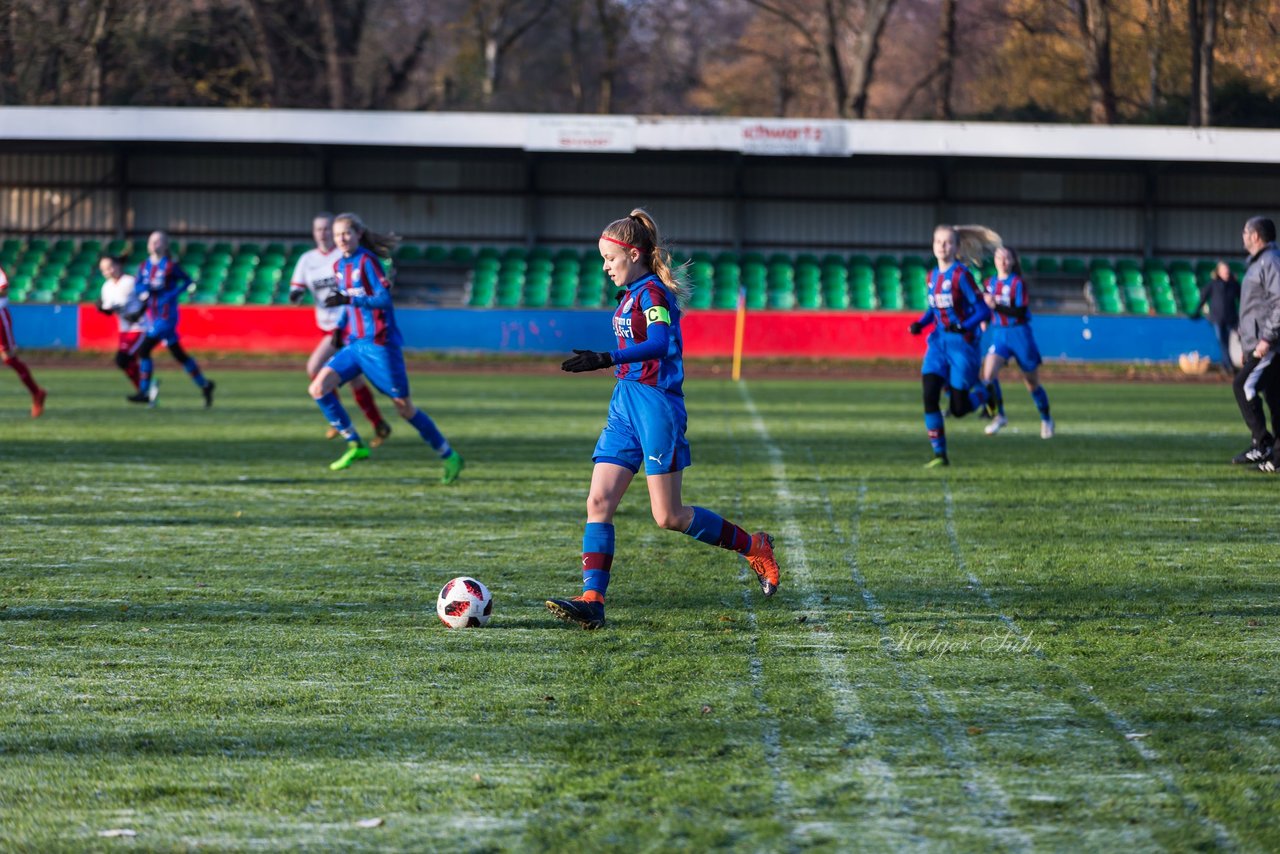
0;367;1276;851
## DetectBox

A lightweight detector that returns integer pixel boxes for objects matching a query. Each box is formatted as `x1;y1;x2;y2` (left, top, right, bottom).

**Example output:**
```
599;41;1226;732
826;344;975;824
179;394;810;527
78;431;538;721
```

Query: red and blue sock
582;521;614;601
684;506;752;555
925;411;946;456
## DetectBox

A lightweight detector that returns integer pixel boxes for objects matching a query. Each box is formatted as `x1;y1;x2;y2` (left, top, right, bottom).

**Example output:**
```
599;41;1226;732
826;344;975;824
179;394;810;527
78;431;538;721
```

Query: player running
127;231;215;408
545;207;781;630
96;253;145;392
981;246;1054;438
289;213;391;447
308;212;464;481
909;224;998;467
0;262;47;417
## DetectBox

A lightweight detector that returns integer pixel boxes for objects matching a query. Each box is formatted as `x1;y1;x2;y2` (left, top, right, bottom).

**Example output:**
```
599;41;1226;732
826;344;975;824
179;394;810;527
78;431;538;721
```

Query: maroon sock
352;384;384;426
5;356;40;396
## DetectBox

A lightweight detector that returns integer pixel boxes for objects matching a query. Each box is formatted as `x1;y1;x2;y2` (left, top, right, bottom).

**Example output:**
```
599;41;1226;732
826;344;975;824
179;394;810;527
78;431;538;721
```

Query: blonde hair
936;224;1003;270
602;208;689;305
334;212;400;260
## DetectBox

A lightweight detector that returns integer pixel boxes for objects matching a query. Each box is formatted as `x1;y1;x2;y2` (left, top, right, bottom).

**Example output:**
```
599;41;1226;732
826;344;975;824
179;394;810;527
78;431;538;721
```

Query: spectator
1193;260;1241;374
1233;217;1280;470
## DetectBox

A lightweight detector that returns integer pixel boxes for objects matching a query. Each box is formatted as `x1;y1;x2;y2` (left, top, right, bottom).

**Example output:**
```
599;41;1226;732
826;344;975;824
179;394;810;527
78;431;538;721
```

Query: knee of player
392;398;414;419
651;509;687;531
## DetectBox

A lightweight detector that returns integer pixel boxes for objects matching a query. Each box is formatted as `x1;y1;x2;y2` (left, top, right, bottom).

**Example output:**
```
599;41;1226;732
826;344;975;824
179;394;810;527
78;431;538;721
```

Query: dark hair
1246;216;1277;244
996;246;1022;276
601;208;688;303
98;252;128;266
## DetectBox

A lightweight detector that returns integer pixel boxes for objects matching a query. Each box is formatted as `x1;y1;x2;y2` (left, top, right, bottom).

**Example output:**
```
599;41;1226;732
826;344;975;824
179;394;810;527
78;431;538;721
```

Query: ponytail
951;224;1003;270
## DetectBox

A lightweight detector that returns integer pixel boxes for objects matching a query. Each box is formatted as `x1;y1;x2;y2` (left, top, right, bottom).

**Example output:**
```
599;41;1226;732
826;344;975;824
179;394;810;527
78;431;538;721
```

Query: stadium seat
424;246;449;263
1061;258;1088;276
1034;257;1060;275
396;244;424;261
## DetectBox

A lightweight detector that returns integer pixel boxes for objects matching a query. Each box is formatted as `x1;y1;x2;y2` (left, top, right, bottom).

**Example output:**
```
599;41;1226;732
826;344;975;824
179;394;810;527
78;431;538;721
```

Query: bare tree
936;0;956;119
743;0;897;118
1075;0;1116;123
1188;0;1217;126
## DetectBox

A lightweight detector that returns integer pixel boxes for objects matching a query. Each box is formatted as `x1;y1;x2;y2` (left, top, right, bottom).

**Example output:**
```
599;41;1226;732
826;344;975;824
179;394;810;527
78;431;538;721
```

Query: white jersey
100;273;143;333
0;266;9;310
291;247;344;332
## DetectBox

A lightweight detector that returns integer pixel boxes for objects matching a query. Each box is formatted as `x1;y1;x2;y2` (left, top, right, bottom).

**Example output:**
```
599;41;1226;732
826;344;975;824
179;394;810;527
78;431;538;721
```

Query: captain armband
645;305;670;325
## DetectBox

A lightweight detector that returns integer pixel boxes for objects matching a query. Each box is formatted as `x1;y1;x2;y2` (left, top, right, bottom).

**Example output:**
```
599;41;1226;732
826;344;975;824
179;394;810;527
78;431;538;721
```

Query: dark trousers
1212;321;1236;372
1232;353;1280;446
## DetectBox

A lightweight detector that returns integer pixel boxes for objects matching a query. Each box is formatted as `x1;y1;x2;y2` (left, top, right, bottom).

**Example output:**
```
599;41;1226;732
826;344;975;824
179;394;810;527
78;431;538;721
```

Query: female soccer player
97;253;144;392
546;208;781;630
981;246;1054;438
0;263;46;417
308;212;464;482
290;213;391;446
908;224;997;467
128;230;215;408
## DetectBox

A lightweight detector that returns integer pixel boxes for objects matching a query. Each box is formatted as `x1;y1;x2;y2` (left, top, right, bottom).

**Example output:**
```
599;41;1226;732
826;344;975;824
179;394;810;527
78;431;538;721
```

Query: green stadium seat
264;242;286;256
396;245;424;261
1062;258;1088;276
107;238;132;256
220;291;247;306
27;288;55;303
237;242;262;256
1;239;21;255
850;281;876;310
424;246;449;263
714;284;743;309
183;241;208;257
686;281;714;309
1229;260;1245;280
1034;257;1060;275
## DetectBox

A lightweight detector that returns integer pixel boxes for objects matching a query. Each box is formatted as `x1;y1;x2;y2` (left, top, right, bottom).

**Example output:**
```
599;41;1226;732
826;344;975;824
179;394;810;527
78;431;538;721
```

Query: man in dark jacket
1233;217;1280;469
1193;260;1240;373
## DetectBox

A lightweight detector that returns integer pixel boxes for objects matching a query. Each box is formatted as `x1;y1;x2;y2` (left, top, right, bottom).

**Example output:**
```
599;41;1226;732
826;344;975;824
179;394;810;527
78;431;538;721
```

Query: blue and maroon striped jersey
915;261;990;338
333;248;401;347
134;257;192;329
608;273;684;396
985;274;1030;327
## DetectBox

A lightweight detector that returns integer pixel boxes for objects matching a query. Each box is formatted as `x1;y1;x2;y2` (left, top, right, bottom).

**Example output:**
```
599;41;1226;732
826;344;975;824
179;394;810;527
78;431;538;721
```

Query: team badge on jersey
620;296;634;313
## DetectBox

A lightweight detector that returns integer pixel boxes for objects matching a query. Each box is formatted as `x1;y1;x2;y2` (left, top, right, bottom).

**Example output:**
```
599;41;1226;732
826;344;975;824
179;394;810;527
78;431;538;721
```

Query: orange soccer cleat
745;532;780;597
31;388;46;418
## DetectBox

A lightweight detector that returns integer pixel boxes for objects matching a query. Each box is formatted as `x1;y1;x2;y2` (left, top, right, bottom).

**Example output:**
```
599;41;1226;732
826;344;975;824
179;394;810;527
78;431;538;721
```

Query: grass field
1;365;1277;851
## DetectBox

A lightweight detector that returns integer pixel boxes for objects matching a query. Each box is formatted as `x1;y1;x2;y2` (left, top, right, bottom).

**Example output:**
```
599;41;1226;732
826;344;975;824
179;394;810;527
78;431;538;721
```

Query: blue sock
991;378;1005;415
408;409;450;457
182;357;208;389
968;383;987;414
582;521;615;599
1032;386;1050;419
139;357;153;393
684;506;752;553
316;392;359;442
925;411;946;456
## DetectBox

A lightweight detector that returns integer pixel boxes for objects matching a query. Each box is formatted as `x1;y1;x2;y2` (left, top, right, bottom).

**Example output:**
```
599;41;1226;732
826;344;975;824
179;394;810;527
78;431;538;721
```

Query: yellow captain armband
644;305;670;325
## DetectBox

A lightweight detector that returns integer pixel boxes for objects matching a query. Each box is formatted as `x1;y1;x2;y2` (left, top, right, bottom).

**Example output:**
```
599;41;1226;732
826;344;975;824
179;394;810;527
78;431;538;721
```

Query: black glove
95;300;112;315
123;309;145;324
288;288;306;305
1189;313;1202;321
561;349;613;373
323;291;350;307
908;321;923;335
945;321;964;333
331;327;345;349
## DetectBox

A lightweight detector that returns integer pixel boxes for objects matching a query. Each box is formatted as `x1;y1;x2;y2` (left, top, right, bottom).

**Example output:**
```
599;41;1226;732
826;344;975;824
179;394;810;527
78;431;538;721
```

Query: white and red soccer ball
436;576;493;628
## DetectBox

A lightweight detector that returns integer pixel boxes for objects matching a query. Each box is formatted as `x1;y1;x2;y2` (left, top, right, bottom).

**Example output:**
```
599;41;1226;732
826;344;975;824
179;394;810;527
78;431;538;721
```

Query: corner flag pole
731;285;746;382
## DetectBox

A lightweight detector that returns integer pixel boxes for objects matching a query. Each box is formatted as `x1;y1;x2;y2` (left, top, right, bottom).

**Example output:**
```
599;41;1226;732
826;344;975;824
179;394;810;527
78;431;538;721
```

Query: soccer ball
436;576;493;628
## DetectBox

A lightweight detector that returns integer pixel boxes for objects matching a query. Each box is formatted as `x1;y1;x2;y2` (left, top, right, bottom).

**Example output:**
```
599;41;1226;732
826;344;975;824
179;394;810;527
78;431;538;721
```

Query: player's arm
347;257;393;310
908;308;934;335
288;256;308;304
609;303;671;365
1256;256;1280;355
958;272;991;332
992;278;1028;321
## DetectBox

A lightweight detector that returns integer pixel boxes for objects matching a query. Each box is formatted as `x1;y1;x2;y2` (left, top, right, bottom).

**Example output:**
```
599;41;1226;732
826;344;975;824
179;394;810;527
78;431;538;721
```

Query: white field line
809;466;1029;851
941;483;1237;851
737;384;920;846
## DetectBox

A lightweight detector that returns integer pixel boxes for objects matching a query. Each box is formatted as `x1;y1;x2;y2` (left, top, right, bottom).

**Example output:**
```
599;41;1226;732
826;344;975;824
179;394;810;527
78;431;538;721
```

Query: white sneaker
1041;418;1054;439
984;414;1007;435
148;378;160;408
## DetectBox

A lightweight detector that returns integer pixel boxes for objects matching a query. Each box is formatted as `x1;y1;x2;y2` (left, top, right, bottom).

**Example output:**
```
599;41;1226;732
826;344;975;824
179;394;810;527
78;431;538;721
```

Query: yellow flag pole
731;285;746;382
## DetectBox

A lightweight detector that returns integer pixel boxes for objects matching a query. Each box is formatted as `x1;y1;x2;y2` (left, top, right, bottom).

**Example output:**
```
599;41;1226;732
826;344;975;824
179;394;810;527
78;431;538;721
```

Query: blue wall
10;305;80;349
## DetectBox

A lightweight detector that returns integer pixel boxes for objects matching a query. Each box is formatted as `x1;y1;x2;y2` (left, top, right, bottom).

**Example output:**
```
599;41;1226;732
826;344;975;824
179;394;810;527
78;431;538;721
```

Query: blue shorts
921;329;982;391
327;341;409;399
593;381;692;476
146;323;180;346
987;324;1042;372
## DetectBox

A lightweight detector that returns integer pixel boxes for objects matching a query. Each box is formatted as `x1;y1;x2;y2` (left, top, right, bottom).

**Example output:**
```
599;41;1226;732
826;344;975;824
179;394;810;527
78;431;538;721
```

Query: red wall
79;305;320;352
